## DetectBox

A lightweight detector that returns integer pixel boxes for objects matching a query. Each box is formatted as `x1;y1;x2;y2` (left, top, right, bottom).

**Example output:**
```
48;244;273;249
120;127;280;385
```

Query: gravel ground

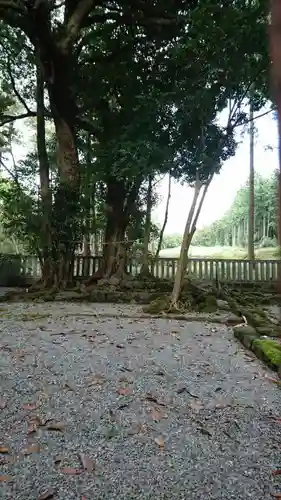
1;299;281;500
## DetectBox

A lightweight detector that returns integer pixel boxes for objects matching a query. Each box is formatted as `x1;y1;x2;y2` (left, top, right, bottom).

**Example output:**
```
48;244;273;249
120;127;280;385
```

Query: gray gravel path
1;300;281;500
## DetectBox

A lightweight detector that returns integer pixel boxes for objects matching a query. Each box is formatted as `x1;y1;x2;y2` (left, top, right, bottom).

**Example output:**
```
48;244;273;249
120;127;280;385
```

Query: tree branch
6;57;33;114
61;0;95;51
0;111;36;127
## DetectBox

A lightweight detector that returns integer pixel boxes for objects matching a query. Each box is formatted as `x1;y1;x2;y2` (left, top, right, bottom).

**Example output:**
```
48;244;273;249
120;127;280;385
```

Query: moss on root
252;338;281;371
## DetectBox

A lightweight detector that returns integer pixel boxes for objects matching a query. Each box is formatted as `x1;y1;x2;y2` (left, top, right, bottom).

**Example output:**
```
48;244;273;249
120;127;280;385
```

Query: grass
159;246;280;260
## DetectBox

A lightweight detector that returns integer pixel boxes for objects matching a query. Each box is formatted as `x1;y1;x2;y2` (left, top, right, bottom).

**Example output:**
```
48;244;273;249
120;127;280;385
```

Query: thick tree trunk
141;174;153;275
89;177;141;281
42;51;80;287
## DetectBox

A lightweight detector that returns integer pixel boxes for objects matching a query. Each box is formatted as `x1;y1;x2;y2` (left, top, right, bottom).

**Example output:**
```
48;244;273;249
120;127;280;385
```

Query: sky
152;108;279;235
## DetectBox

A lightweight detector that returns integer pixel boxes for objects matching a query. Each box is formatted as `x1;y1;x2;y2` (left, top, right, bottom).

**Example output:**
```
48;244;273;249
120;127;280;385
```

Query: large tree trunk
141;174;153;275
42;51;80;287
90;177;141;280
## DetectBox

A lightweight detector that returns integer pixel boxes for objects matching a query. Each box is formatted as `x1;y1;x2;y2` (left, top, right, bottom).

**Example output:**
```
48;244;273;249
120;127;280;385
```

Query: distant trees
193;172;278;248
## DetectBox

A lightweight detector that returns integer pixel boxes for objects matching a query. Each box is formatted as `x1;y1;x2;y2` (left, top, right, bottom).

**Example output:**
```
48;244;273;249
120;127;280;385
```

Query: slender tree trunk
248;102;255;259
141;174;153;275
170;177;201;306
269;0;281;318
36;53;52;286
91;182;99;256
170;173;214;307
155;172;172;259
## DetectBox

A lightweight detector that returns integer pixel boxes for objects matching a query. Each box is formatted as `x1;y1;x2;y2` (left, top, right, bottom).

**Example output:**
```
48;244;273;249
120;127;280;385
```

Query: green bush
0;254;25;286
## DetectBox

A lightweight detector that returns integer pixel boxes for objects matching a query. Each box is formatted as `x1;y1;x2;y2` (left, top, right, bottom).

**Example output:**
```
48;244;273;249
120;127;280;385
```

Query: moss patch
252;338;281;371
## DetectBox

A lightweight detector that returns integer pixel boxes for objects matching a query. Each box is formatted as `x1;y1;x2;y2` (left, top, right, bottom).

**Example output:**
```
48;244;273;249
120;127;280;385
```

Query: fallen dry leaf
79;453;95;472
0;475;12;482
22;443;40;455
145;393;166;406
154;436;165;448
117;387;133;396
272;470;281;476
22;402;38;411
45;421;65;432
61;467;82;475
27;416;43;434
271;494;281;499
0;445;9;454
87;375;105;387
266;377;281;387
38;488;57;500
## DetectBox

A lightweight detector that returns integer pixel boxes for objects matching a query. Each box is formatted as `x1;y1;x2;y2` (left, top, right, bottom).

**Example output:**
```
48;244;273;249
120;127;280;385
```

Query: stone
216;299;230;311
233;325;257;342
225;315;243;326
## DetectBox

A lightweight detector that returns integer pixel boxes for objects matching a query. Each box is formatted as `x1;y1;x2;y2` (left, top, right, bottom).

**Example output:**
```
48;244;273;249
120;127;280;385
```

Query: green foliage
193;171;278;248
161;234;183;249
0;0;273;268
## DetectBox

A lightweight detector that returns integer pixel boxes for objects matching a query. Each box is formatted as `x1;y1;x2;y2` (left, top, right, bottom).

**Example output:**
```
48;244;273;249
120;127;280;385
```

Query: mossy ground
252;338;281;370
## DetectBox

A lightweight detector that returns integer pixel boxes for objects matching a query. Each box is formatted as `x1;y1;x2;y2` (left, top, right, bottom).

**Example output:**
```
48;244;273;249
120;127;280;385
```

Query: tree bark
248;102;255;259
155;172;171;259
170;177;201;307
141;174;153;275
90;177;141;280
269;0;281;318
35;52;52;286
170;172;213;307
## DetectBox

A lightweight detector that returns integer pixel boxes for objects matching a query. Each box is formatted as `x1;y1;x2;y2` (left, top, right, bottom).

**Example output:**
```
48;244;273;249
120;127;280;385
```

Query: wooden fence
13;255;281;283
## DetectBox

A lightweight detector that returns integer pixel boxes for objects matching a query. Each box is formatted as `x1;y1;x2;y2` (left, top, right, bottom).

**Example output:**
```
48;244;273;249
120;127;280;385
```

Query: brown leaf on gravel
266;377;281;387
45;421;65;432
38;488;57;500
271;494;281;499
22;443;40;455
27;416;43;434
0;475;12;482
0;445;9;454
117;387;133;396
87;375;105;387
155;436;165;448
272;470;281;476
145;393;166;406
79;453;95;472
61;467;82;475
